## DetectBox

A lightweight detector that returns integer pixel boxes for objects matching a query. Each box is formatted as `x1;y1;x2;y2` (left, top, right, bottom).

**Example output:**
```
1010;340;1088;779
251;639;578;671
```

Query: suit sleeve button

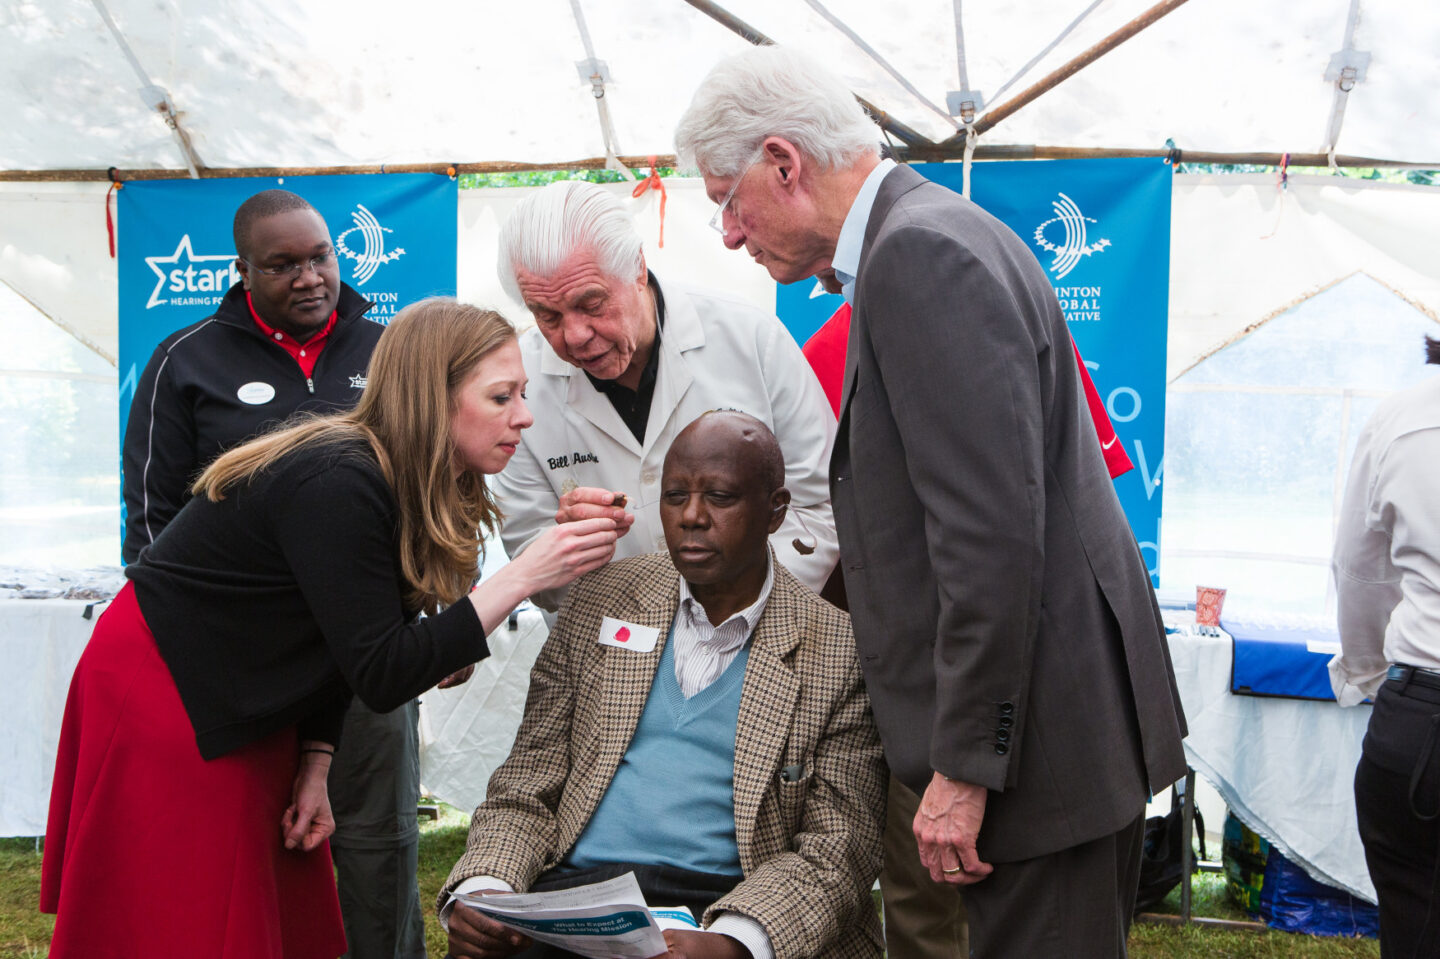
999;716;1013;728
996;728;1010;742
999;701;1015;714
994;743;1009;755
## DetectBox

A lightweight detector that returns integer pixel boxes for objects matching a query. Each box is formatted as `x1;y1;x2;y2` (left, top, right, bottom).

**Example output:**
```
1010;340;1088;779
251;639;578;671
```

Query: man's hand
658;929;751;959
914;772;994;885
447;899;533;959
555;487;635;537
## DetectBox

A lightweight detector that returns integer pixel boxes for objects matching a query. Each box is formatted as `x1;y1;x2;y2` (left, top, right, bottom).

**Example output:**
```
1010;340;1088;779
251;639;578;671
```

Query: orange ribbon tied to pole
631;156;666;248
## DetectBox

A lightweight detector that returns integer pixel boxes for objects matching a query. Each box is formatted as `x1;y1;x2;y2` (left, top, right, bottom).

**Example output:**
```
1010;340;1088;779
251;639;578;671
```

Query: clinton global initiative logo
335;204;406;286
1032;193;1111;280
144;235;240;309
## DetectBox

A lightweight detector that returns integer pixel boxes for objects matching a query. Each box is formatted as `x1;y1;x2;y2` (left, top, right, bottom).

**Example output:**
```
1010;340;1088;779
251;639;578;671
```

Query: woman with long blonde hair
42;299;620;959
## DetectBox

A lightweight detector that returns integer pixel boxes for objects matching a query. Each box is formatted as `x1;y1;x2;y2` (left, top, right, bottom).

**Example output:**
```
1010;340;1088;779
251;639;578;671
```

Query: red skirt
41;583;347;959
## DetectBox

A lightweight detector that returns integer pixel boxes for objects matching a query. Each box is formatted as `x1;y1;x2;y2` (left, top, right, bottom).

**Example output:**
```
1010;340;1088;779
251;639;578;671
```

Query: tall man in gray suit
677;47;1188;958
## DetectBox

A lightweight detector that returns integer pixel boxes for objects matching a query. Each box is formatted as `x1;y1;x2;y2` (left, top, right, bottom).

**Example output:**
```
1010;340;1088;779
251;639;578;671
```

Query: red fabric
800;302;852;417
247;291;337;378
1073;340;1134;479
800;302;1134;478
42;583;346;959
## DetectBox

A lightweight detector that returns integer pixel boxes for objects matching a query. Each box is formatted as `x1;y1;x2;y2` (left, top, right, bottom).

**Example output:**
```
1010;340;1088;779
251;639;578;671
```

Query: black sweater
127;438;487;759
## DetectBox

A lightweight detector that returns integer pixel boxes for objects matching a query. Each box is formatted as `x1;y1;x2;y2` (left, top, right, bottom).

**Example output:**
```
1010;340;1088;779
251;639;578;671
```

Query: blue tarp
1224;617;1338;701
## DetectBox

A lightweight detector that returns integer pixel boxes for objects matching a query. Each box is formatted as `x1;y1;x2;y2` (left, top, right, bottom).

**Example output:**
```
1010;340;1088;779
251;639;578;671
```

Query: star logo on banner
144;235;238;309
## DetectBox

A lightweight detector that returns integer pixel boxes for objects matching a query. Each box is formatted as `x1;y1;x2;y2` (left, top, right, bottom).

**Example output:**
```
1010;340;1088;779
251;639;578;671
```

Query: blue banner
775;158;1170;583
117;172;457;430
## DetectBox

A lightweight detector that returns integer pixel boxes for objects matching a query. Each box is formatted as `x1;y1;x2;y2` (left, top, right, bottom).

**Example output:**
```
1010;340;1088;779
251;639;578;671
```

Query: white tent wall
0;181;118;364
1169;173;1440;382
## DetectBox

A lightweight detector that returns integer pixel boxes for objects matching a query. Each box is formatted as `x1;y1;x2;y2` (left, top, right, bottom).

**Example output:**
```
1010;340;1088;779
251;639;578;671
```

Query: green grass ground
2;821;1381;959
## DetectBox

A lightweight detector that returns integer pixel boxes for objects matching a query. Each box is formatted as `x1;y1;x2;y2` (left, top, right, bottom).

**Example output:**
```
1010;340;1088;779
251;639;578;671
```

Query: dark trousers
1356;675;1440;959
512;862;743;959
881;778;969;958
954;812;1146;959
330;698;426;959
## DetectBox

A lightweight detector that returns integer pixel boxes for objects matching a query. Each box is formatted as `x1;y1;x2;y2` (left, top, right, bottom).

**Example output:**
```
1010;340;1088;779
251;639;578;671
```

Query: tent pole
1320;0;1368;164
678;0;937;151
942;0;1196;147
89;0;205;178
569;0;637;181
800;0;957;131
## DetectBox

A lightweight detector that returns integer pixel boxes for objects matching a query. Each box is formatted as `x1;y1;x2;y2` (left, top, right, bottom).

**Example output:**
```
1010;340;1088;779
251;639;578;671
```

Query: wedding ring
942;865;963;875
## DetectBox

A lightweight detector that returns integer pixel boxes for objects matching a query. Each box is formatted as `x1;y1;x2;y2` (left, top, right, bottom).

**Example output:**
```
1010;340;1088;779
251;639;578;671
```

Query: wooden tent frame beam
1;146;1434;183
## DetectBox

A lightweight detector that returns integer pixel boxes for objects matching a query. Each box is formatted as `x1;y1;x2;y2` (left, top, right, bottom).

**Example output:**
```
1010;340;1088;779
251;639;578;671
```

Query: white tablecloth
0;599;100;836
1167;627;1375;902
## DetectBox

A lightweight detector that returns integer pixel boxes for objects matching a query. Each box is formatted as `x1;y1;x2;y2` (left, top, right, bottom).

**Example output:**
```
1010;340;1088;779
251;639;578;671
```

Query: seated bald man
439;411;885;959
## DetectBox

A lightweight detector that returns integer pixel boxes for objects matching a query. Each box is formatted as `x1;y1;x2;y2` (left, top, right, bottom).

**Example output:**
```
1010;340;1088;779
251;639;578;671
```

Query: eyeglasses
244;251;336;277
708;152;765;235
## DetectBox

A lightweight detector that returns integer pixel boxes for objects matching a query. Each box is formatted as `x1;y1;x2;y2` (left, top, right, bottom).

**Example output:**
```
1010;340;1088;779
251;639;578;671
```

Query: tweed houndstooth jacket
439;551;886;959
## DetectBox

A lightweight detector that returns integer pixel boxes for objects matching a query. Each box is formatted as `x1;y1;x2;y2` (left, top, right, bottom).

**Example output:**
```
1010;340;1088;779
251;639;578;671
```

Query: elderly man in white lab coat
490;180;838;610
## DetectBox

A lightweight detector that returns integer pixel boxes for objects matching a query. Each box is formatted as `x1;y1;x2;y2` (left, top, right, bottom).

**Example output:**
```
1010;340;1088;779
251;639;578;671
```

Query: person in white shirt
488;181;838;611
1331;335;1440;955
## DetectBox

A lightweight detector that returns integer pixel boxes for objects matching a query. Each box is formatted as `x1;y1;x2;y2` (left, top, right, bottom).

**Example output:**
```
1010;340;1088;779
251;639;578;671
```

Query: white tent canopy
4;0;1438;174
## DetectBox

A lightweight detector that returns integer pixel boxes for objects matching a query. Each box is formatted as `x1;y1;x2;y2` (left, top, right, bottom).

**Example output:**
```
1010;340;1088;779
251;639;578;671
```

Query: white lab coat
491;273;838;610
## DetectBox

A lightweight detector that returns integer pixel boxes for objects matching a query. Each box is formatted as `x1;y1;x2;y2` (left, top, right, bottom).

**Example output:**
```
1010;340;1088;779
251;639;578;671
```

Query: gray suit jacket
440;553;886;959
830;164;1187;863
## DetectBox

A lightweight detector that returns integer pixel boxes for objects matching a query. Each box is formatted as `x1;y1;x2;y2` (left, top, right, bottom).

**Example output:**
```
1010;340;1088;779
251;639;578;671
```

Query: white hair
675;46;881;178
497;181;645;302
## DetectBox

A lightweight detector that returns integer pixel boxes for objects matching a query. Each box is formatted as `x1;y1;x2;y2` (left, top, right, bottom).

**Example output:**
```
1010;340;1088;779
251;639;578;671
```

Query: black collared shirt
586;274;666;443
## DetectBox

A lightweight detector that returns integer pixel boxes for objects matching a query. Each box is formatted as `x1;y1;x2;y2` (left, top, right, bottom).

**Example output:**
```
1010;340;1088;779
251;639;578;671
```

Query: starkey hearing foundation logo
1032;193;1111;280
335;204;406;286
144;235;240;309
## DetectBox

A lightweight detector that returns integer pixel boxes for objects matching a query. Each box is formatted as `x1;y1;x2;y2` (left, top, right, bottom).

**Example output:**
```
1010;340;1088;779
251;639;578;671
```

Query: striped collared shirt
672;555;774;698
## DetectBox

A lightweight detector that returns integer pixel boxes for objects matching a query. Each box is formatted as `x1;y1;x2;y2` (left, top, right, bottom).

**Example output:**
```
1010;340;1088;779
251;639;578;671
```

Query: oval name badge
236;381;276;405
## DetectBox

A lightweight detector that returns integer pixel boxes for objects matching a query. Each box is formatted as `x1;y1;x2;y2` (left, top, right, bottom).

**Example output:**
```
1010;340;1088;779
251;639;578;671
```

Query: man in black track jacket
122;194;381;564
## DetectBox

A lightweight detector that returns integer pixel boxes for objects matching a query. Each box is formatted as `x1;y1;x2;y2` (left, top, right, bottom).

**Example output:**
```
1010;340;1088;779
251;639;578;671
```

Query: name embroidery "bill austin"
546;452;600;470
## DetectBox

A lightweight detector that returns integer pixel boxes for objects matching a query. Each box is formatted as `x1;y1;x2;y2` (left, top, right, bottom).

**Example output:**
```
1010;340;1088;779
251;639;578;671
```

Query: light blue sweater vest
565;625;750;876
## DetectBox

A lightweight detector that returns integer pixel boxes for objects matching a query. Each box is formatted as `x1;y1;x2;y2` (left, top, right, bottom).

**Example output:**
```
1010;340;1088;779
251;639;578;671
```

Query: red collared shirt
246;291;337;378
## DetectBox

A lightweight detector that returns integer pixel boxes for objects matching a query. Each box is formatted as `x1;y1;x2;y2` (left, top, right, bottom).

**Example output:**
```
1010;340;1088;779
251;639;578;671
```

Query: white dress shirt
1330;373;1440;705
672;554;773;697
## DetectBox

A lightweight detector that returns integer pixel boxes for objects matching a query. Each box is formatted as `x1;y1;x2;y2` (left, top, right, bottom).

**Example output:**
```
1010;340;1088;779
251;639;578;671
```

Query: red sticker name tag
597;616;659;652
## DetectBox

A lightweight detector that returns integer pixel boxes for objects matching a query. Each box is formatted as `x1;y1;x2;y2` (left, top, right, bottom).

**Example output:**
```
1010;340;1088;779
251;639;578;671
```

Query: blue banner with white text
116;172;457;522
775;158;1170;583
